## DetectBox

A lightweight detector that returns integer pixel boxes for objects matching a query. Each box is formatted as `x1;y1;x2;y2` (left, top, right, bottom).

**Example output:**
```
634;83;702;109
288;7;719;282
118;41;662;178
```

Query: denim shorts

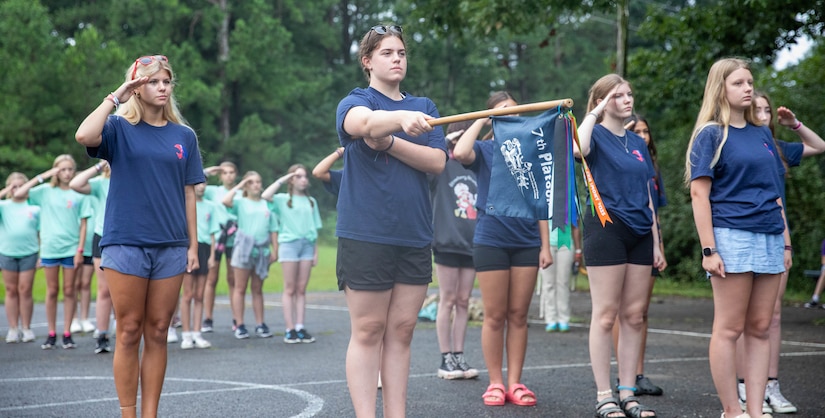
714;227;784;274
40;256;76;269
0;253;38;272
278;238;316;262
101;245;187;280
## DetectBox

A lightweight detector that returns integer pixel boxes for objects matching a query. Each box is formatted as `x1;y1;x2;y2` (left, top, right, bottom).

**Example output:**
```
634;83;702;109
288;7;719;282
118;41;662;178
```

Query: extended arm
312;148;344;183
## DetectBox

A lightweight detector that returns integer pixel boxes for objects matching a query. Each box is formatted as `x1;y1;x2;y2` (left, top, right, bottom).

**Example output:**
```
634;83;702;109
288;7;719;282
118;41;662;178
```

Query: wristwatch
702;247;717;257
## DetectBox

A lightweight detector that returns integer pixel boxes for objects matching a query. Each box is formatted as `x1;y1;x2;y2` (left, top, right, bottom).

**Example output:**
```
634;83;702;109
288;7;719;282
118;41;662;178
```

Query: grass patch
1;244;438;303
0;244;813;305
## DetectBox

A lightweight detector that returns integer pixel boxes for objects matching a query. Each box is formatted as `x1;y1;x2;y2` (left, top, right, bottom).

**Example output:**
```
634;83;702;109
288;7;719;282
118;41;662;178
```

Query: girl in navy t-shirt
453;91;552;408
575;74;661;418
75;55;204;417
685;58;789;418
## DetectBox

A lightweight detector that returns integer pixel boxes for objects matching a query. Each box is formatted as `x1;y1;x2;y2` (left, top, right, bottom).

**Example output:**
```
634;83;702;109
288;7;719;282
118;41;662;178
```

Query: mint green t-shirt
0;200;40;257
28;184;89;259
269;194;322;243
228;197;277;243
196;199;221;245
205;184;237;246
81;195;96;256
89;176;110;236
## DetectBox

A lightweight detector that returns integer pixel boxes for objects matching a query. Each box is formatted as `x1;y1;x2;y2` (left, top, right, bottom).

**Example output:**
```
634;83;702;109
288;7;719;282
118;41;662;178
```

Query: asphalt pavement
1;288;824;417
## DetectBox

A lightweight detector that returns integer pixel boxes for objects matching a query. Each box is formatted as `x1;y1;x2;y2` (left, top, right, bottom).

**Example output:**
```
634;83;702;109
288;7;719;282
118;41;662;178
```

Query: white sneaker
21;329;35;343
192;333;212;349
738;381;772;413
765;380;797;414
6;328;20;343
81;320;95;333
180;332;194;349
70;319;82;333
167;328;178;344
92;329;100;339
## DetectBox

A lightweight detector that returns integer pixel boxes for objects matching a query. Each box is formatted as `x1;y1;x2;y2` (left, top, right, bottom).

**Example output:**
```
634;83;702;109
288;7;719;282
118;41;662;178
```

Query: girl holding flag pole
454;91;552;407
575;74;661;418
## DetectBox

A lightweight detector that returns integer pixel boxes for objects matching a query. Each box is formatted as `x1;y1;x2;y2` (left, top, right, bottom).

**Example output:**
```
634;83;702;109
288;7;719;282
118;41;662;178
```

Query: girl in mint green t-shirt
0;172;41;343
263;164;322;343
14;154;89;349
222;171;277;339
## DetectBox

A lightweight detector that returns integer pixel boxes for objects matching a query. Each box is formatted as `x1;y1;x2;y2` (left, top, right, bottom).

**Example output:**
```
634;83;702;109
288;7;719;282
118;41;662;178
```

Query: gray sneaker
437;353;463;380
452;352;478;379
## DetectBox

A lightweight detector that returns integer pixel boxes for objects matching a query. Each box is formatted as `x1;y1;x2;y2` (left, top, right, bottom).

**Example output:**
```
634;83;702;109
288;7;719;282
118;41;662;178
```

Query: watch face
703;247;714;256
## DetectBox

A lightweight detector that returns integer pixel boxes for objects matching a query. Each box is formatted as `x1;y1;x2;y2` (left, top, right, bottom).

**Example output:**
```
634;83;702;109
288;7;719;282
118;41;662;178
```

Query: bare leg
345;287;392;418
77;264;95;323
250;274;264;325
18;269;35;330
380;283;428;418
61;266;78;335
181;273;194;333
44;266;60;334
192;273;207;332
504;266;538;397
3;270;20;329
94;258;112;332
436;264;460;353
202;255;220;322
232;268;250;326
478;269;511;387
139;274;185;418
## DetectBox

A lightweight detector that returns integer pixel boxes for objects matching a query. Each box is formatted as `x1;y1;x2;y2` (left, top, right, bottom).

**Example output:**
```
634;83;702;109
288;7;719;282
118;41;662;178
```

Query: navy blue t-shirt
466;140;541;248
323;170;342;196
689;123;784;234
582;125;656;236
335;87;447;247
89;115;205;247
776;140;803;205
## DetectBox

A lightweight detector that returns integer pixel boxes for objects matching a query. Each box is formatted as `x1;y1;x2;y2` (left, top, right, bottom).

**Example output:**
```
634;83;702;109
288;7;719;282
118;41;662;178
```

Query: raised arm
221;178;248;208
575;85;618;158
776;107;825;156
312;148;344;183
75;77;148;147
14;167;59;200
453;118;486;165
70;161;108;195
262;172;296;201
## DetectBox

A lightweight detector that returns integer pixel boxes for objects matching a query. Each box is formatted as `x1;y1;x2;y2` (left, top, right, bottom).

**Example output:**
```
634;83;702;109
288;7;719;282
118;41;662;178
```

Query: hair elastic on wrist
792;120;803;131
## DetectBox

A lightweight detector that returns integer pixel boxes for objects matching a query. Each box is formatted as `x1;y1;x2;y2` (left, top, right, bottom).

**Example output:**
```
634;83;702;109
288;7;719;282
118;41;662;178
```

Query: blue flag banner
486;108;577;226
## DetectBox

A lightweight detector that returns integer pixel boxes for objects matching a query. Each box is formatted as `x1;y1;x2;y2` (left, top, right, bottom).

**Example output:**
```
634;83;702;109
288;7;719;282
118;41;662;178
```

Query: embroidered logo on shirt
763;142;775;156
175;144;186;160
632;149;644;162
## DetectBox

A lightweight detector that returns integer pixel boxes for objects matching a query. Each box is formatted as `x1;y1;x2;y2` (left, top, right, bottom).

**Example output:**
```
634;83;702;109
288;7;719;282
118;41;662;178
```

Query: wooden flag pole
428;98;574;127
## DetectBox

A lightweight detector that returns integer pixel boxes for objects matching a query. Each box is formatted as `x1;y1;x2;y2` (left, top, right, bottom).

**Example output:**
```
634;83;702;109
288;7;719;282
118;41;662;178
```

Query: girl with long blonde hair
686;58;788;418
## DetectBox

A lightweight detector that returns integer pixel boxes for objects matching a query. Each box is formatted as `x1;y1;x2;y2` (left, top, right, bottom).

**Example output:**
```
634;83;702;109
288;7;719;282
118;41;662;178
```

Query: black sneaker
234;324;250;339
296;328;315;343
635;375;663;396
255;323;272;338
201;318;213;333
62;334;76;349
804;299;820;308
41;334;57;350
453;352;479;379
95;335;111;354
437;352;463;379
284;329;299;344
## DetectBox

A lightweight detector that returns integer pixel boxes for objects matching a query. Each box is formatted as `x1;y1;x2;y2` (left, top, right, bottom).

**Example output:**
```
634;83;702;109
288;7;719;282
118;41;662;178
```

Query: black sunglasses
370;25;403;35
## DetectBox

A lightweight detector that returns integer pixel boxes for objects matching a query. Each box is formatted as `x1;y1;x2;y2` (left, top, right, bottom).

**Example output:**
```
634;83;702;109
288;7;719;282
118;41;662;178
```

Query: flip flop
482;383;506;406
506;383;537;406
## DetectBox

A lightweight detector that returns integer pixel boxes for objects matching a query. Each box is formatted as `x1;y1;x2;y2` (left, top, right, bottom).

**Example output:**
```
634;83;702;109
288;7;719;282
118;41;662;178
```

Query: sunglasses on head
131;55;169;80
370;25;402;35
